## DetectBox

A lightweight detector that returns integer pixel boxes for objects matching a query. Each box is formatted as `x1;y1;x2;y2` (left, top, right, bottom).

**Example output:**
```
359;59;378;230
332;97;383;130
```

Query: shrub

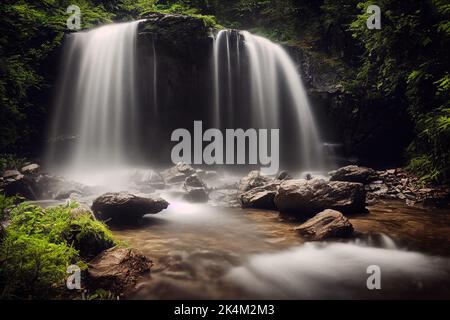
0;195;18;221
9;202;116;259
0;230;77;299
0;201;116;298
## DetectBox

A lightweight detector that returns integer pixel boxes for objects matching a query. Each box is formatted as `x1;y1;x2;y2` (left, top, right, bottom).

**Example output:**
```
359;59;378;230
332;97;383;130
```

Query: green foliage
0;154;27;172
0;230;77;299
349;0;450;184
0;195;18;221
0;201;115;298
0;0;112;153
9;202;115;258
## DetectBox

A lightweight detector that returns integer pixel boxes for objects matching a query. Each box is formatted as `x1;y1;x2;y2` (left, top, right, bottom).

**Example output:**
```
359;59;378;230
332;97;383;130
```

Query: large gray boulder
238;170;271;193
294;209;354;241
240;182;280;210
92;192;169;224
274;179;366;216
329;165;377;184
87;247;152;294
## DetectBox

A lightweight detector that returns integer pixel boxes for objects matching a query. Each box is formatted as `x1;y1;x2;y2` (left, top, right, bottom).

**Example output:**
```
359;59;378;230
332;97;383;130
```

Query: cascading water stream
212;30;326;170
47;20;143;180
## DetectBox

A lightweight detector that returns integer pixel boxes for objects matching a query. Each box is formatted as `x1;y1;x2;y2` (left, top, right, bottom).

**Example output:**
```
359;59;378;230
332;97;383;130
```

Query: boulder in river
294;209;354;241
87;247;152;294
92;192;169;224
184;174;207;189
161;162;196;183
20;163;40;174
183;174;209;202
329;165;377;184
1;174;39;200
2;170;22;180
240;182;280;210
238;170;271;193
274;179;366;216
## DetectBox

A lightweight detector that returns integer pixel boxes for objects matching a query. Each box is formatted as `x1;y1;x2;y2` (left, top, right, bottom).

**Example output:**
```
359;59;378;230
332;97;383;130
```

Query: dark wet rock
365;168;450;206
184;174;207;189
274;179;366;216
294;209;354;241
240;182;280;210
183;174;209;202
1;174;39;199
161;162;196;184
275;171;293;181
329;165;377;184
184;187;209;202
20;163;40;174
2;170;22;179
87;247;152;294
421;192;450;208
65;211;115;259
238;170;271;193
92;192;169;224
209;189;239;207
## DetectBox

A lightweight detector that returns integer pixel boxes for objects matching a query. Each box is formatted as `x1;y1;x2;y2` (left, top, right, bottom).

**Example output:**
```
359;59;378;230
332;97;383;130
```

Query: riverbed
111;194;450;299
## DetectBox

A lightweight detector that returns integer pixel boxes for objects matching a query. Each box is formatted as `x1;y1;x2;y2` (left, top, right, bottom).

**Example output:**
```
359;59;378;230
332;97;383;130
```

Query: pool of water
111;194;450;299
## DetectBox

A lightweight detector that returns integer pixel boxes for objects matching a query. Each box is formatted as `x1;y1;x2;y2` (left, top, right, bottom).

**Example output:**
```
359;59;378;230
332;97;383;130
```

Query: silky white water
47;21;143;179
213;30;325;170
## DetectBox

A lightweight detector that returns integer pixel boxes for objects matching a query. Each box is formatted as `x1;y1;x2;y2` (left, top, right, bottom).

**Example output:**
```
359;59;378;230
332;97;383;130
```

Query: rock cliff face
134;14;214;165
286;43;413;168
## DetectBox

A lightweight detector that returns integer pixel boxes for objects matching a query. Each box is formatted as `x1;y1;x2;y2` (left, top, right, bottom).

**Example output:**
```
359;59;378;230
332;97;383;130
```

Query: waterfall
48;22;327;181
47;20;143;175
212;30;325;170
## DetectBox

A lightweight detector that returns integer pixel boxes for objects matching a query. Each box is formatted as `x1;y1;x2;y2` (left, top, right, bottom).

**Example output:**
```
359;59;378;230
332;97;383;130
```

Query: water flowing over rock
329;165;377;184
87;247;152;295
47;20;143;173
213;30;327;170
294;209;354;241
46;14;329;173
92;192;169;224
274;179;366;216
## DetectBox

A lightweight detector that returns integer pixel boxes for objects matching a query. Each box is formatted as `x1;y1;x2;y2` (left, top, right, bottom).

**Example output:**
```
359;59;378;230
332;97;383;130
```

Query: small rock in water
329;165;377;184
92;192;169;225
161;162;196;184
183;174;209;202
2;170;22;180
20;163;40;174
87;247;152;294
238;170;271;193
240;182;280;210
294;209;354;241
184;187;209;202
